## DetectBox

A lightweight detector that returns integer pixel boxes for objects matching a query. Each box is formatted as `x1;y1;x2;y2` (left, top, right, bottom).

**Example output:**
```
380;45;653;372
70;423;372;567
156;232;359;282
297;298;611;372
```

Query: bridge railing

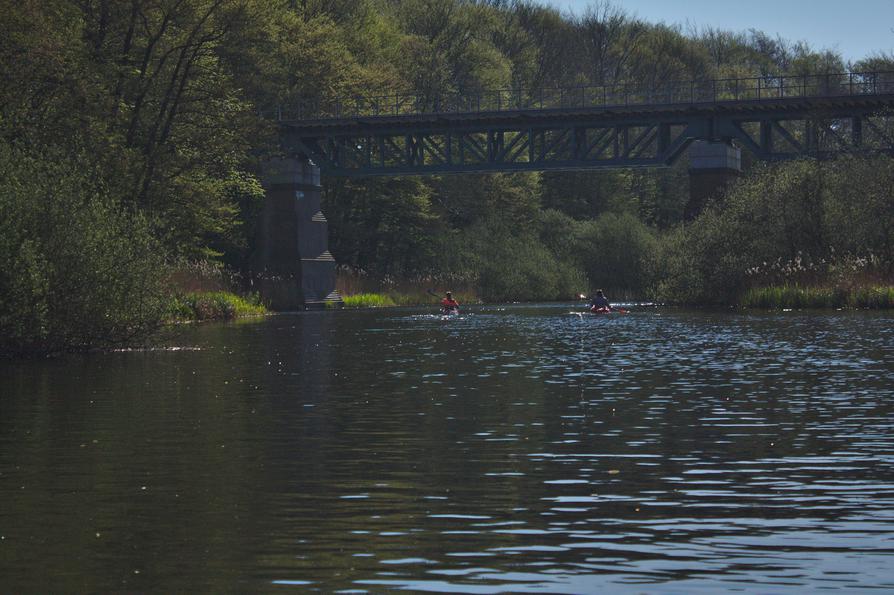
270;71;894;122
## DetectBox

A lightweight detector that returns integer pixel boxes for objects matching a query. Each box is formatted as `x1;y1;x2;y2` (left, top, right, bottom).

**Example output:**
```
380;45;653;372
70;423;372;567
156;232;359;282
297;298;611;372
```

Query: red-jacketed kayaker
441;291;460;314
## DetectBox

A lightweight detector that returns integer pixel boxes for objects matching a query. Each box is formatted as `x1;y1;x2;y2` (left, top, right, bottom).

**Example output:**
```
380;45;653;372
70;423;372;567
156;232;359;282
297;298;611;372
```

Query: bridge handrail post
849;72;854;95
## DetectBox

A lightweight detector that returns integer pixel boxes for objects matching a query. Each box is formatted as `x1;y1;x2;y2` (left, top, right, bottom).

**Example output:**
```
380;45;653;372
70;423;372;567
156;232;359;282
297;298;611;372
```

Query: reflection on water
1;305;893;592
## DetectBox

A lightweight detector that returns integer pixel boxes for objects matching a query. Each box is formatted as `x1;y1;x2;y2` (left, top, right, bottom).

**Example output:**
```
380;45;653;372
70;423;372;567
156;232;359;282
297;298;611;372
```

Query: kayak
588;307;628;314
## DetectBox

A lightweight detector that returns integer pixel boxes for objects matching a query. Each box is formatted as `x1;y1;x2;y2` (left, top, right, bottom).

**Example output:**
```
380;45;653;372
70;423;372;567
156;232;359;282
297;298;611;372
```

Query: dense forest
1;0;893;355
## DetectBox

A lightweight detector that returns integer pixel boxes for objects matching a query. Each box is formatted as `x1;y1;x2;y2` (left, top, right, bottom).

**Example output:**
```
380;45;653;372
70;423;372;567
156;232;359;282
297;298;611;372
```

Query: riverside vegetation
169;292;267;321
1;0;892;356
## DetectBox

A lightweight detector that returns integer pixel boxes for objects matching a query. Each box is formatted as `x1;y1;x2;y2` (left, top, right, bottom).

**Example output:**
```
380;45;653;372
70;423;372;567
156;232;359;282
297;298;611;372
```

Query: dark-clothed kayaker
589;289;611;312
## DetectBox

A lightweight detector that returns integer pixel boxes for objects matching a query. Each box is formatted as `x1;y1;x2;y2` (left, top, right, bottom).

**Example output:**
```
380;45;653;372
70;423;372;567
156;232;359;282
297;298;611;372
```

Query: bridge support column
686;140;742;219
255;157;341;310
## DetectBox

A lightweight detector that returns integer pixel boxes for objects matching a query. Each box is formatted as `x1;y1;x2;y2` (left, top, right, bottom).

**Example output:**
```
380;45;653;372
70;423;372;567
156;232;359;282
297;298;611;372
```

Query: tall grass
849;286;894;309
170;291;267;321
340;290;478;308
740;285;894;309
341;293;396;308
337;267;480;307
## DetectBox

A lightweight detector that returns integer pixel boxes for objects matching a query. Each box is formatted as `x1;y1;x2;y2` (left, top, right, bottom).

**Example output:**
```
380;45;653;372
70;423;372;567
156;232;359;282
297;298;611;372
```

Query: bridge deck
275;72;894;176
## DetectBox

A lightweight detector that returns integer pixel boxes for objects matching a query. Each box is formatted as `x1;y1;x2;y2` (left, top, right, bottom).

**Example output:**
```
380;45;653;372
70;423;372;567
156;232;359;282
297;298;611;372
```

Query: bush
576;212;658;297
656;156;894;305
656;210;750;304
0;145;169;356
464;218;586;302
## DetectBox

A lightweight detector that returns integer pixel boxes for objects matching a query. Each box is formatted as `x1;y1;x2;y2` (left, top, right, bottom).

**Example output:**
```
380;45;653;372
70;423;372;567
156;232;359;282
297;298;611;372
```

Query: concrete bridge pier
254;157;341;310
686;140;742;220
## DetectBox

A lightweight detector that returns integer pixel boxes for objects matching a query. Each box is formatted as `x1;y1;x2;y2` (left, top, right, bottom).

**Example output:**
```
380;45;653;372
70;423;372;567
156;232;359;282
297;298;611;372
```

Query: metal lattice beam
280;80;894;176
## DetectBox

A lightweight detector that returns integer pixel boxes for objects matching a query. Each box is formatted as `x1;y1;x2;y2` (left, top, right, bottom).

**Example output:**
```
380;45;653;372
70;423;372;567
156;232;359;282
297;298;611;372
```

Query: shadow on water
1;305;894;592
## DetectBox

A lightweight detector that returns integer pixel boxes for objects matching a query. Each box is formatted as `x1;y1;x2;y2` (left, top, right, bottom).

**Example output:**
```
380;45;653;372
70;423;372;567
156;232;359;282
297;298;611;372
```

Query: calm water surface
1;305;894;593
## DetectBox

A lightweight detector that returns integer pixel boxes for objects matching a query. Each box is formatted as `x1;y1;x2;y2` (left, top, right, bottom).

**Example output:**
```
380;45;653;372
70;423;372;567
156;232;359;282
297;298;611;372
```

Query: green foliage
342;293;397;308
170;292;266;321
339;289;480;308
658;156;894;305
740;285;844;309
324;176;441;276
0;144;168;356
849;286;894;309
2;0;887;341
460;217;586;302
740;285;894;310
576;213;659;297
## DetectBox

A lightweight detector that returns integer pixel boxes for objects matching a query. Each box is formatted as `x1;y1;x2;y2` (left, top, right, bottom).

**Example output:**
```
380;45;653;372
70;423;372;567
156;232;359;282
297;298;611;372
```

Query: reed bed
170;291;267;321
740;285;894;309
336;267;480;308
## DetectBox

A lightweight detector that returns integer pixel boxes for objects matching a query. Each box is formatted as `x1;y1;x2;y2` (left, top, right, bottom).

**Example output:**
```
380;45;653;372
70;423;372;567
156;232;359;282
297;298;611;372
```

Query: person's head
596;289;604;297
445;291;453;299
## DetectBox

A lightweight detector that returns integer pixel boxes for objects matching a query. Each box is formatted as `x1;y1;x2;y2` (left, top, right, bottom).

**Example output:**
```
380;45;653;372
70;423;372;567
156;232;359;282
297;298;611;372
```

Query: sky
544;0;894;63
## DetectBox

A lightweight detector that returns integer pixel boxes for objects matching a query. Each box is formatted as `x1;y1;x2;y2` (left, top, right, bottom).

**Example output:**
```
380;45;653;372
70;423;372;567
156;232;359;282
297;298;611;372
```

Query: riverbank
740;285;894;310
334;284;894;311
338;291;480;309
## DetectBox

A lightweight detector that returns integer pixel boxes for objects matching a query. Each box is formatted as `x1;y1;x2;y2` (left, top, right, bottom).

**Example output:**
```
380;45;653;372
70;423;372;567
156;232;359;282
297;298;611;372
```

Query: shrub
656;156;894;305
576;212;658;297
0;145;169;356
466;219;586;302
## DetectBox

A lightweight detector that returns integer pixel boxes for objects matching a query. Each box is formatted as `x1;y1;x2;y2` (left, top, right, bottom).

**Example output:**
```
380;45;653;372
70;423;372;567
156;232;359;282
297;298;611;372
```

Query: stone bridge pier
253;157;341;310
686;140;742;219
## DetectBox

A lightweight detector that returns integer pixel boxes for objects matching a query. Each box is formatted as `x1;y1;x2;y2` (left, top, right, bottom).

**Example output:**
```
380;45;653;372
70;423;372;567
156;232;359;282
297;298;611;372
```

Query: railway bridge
256;71;894;309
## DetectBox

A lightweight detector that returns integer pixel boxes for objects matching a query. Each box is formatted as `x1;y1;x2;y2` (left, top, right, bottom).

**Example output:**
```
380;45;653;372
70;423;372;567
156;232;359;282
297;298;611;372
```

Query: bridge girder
281;97;894;177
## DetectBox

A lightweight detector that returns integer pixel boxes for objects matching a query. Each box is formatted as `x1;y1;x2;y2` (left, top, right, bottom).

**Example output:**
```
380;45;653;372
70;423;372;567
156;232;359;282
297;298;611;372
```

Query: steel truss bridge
276;72;894;177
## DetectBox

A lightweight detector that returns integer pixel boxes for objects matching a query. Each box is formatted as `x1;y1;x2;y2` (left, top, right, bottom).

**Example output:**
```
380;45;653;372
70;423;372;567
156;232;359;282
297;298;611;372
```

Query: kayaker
588;289;612;312
441;291;460;314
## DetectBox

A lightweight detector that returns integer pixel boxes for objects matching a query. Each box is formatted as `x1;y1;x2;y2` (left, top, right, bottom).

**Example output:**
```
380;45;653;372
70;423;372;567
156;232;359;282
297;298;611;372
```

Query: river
1;304;893;592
